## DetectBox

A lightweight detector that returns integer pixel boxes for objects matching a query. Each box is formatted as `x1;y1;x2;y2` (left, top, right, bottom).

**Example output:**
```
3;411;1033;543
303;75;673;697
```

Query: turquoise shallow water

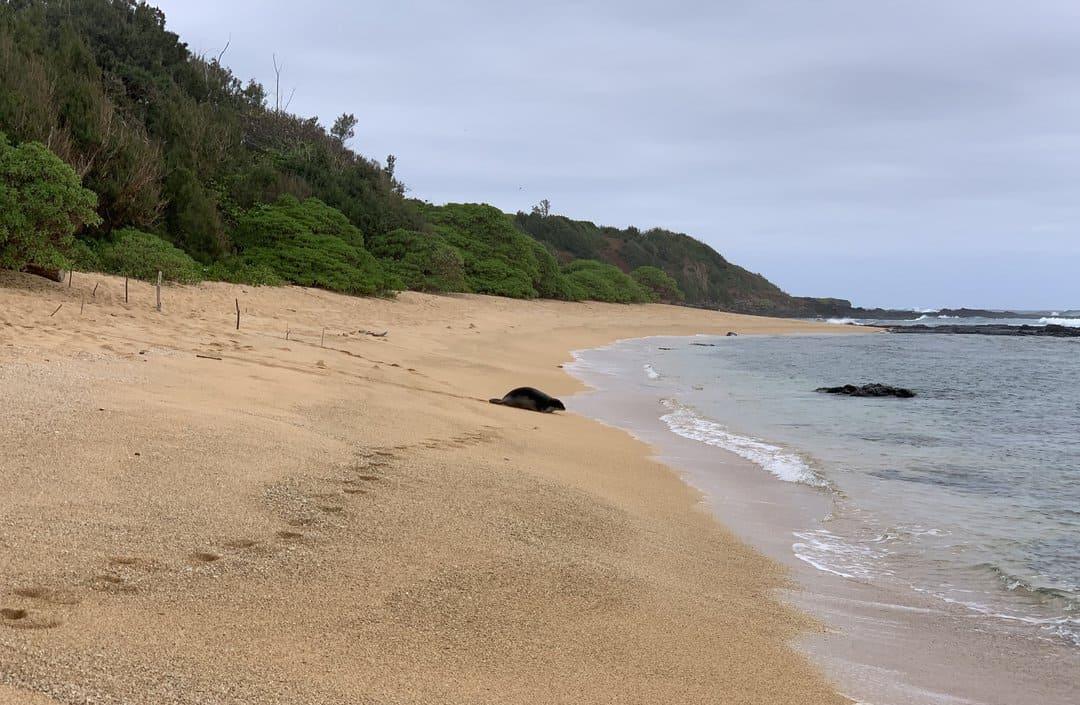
575;333;1080;647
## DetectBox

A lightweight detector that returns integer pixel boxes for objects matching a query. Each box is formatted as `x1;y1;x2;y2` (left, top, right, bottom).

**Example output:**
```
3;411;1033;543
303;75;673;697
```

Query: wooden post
92;282;99;298
79;296;85;316
286;327;290;341
68;270;73;288
321;327;326;347
155;271;162;312
124;277;129;303
49;304;63;317
235;298;240;330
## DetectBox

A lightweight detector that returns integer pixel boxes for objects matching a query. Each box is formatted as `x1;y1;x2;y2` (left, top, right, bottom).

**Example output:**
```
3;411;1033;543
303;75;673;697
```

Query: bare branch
215;35;231;64
272;54;282;112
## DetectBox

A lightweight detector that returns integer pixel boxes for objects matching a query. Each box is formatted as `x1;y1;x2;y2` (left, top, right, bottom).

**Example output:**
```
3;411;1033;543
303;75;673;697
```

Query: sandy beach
2;271;855;705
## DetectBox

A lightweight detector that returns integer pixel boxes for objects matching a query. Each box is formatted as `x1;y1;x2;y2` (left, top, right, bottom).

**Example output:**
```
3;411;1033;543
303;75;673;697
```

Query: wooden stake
155;271;162;312
235;298;240;330
68;270;73;288
79;296;85;315
92;282;99;298
321;327;326;347
49;303;63;317
124;277;129;303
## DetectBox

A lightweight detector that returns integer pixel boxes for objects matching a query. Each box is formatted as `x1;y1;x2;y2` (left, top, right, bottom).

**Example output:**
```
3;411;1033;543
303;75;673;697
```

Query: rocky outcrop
888;324;1080;337
816;384;915;398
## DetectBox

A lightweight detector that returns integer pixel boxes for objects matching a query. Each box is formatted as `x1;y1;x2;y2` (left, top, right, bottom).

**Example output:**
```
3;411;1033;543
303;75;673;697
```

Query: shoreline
1;271;856;705
566;334;1080;705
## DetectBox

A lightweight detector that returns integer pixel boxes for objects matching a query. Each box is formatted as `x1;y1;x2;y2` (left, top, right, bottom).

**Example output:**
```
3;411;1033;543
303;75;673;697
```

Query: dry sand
1;271;855;704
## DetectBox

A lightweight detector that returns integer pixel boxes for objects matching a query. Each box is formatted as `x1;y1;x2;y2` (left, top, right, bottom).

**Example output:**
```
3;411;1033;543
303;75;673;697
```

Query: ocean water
571;333;1080;648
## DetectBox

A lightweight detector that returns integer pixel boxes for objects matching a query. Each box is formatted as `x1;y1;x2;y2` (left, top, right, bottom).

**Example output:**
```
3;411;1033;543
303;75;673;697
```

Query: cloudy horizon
158;0;1080;309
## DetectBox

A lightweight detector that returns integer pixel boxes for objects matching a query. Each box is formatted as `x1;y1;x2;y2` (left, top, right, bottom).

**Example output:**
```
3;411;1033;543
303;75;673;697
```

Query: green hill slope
512;211;849;315
0;0;851;316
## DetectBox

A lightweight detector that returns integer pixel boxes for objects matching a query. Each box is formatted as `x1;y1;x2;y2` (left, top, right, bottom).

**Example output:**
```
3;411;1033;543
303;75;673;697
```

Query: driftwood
196;354;223;361
358;329;388;338
22;264;65;282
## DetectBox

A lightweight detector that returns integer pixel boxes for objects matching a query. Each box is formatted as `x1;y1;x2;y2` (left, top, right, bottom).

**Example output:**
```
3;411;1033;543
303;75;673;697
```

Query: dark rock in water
690;342;717;347
726;331;738;337
658;347;674;351
816;383;916;398
888;324;1080;337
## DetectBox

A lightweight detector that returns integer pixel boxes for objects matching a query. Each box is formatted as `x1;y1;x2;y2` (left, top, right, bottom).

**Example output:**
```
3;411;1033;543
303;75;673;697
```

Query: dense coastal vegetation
0;0;849;314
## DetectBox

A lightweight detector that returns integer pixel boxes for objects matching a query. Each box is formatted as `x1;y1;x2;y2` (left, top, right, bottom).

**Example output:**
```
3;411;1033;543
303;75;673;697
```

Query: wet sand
1;271;852;705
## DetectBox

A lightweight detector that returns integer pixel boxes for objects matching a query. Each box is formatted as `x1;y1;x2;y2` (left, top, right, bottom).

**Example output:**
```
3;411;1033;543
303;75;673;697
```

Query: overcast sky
157;0;1080;309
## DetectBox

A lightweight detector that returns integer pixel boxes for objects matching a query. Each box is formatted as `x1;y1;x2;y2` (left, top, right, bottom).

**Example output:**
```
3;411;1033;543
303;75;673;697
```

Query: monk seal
489;387;566;413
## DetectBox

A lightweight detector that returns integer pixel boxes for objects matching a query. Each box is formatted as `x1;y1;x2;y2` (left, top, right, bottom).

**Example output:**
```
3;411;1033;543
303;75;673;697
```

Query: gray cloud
158;0;1080;308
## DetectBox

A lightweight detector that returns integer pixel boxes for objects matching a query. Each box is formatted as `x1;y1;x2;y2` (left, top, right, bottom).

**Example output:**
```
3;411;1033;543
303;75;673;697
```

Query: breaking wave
659;400;825;487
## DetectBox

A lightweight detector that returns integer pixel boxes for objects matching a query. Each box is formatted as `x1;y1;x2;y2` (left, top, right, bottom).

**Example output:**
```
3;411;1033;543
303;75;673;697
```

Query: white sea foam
659;400;825;486
792;528;894;581
643;363;661;380
910;587;1080;646
1039;317;1080;327
826;317;862;325
914;314;959;321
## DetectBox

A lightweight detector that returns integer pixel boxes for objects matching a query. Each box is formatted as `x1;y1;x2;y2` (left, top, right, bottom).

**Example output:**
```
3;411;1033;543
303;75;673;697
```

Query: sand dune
0;271;854;704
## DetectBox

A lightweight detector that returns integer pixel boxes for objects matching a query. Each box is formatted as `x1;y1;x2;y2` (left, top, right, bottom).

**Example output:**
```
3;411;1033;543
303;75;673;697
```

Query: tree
384;154;396;180
531;198;551;218
0;133;101;271
331;113;358;145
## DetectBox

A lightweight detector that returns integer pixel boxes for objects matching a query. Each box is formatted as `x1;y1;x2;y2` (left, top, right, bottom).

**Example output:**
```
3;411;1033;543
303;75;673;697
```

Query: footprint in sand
275;530;304;540
89;574;137;594
318;505;344;514
190;552;222;564
12;586;81;606
107;556;141;567
0;607;61;630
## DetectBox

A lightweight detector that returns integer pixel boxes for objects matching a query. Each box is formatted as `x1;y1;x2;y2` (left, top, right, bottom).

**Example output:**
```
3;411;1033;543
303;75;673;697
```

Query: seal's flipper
489;398;504;405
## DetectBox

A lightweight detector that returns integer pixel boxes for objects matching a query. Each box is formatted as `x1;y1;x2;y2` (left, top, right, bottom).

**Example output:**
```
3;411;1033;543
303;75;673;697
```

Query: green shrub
94;228;204;283
67;238;100;271
527;238;576;299
419;203;557;298
631;266;684;303
366;228;466;293
203;257;283;286
562;260;651;303
0;132;101;271
231;196;393;295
